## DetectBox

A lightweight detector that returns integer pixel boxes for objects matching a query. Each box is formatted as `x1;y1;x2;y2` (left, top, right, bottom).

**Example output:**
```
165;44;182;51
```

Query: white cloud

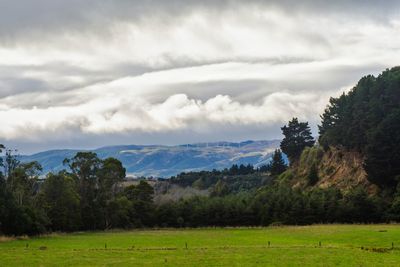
0;91;326;140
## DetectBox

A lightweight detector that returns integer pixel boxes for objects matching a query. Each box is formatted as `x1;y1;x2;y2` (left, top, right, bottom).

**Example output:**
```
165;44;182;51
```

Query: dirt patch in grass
0;236;16;243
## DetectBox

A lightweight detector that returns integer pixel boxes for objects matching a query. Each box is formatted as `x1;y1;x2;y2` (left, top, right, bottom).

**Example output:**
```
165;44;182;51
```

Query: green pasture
1;225;399;266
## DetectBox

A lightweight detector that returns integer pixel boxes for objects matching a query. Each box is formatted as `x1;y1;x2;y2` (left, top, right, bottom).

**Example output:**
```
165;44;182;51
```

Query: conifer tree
280;118;315;164
269;149;287;176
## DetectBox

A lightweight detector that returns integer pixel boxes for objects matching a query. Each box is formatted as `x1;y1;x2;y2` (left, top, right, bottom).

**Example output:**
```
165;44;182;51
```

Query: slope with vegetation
282;146;378;193
278;67;400;194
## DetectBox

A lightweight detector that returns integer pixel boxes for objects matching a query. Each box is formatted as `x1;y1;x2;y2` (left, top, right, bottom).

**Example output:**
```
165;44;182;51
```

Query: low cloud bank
0;92;325;140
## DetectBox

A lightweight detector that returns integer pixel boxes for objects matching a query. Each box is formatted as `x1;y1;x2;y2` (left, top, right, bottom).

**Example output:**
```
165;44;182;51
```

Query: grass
0;225;400;266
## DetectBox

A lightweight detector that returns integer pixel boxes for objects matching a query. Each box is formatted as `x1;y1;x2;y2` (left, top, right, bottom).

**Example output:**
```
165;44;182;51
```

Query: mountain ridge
20;140;281;178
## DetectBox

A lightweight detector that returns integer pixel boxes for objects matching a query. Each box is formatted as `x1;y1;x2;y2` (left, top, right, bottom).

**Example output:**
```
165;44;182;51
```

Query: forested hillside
319;67;400;187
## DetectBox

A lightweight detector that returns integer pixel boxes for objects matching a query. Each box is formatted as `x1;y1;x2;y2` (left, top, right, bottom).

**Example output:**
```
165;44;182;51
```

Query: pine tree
280;118;315;164
269;149;287;176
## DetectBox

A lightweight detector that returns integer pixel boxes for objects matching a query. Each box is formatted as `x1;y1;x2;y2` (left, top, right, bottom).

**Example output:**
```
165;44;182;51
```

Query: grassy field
0;225;399;266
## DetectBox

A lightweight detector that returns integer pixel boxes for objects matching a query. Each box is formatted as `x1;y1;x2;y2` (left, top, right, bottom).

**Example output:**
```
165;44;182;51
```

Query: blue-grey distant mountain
20;140;281;178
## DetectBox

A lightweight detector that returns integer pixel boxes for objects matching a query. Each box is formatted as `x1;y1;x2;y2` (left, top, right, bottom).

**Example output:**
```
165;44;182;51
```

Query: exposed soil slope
282;146;378;194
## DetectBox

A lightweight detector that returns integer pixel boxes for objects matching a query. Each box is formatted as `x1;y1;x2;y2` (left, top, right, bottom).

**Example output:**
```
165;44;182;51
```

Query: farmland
0;225;399;266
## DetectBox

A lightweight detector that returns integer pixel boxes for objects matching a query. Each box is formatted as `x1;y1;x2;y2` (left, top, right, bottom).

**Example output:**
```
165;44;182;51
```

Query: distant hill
20;140;281;178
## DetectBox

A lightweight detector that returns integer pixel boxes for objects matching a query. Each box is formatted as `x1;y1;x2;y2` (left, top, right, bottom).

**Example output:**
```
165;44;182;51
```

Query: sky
1;0;400;154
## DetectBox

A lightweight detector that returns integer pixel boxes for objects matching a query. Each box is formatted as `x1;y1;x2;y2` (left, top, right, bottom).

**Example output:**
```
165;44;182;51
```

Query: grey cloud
148;62;388;103
0;78;49;97
0;56;318;104
0;0;399;44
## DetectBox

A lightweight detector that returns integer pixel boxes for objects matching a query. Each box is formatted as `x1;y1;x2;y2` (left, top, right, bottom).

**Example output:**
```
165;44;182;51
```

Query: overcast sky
1;0;400;154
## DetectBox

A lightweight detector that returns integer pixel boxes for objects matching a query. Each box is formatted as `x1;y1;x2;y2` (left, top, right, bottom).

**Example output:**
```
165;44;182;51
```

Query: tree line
156;183;397;227
170;163;272;190
0;149;155;235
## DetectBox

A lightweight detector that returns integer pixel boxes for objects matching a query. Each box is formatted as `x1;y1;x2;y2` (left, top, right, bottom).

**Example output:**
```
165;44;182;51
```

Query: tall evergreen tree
280;118;315;163
269;149;287;176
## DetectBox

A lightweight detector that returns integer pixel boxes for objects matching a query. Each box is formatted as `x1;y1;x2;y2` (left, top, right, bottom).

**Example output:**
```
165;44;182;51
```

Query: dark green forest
319;67;400;187
1;67;400;236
